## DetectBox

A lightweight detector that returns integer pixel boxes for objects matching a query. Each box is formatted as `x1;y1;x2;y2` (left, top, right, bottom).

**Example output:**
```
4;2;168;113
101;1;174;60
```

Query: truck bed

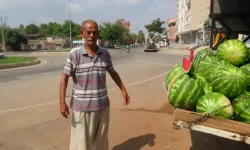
173;108;250;144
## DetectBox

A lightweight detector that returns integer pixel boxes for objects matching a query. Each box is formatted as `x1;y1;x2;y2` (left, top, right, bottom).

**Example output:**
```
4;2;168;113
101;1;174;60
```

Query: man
59;19;130;150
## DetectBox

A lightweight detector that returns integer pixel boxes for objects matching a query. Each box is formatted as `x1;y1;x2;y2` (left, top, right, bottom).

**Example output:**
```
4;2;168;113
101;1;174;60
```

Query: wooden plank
174;109;250;136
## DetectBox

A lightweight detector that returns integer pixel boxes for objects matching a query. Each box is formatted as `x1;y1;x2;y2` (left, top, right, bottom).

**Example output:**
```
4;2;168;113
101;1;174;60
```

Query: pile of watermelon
165;39;250;124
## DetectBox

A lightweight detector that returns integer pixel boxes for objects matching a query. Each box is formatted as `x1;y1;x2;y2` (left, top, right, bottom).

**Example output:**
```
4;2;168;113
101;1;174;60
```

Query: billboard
115;18;131;32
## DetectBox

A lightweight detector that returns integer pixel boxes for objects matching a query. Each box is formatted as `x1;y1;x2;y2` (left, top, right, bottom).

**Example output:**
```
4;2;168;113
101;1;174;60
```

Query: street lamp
69;0;72;48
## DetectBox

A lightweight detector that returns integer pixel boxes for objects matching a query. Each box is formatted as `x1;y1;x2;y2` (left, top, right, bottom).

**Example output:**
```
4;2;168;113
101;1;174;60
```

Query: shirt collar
80;45;102;56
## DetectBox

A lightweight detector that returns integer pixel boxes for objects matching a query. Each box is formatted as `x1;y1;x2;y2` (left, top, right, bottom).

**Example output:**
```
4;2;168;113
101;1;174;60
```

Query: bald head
81;19;99;30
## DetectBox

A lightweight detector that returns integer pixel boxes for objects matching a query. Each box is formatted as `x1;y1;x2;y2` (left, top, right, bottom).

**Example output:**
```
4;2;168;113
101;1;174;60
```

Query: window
186;0;191;10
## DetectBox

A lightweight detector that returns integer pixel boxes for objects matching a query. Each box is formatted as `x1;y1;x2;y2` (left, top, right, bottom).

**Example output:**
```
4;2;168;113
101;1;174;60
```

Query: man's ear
80;30;84;38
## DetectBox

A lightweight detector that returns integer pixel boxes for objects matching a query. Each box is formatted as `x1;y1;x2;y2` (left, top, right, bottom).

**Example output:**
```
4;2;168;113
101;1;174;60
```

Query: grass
0;56;37;65
38;49;71;52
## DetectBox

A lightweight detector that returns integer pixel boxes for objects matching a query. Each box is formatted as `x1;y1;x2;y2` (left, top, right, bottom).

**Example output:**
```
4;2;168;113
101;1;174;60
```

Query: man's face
80;22;99;46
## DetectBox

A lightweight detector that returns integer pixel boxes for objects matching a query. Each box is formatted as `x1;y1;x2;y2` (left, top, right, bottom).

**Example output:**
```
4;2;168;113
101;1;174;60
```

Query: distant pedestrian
59;19;130;150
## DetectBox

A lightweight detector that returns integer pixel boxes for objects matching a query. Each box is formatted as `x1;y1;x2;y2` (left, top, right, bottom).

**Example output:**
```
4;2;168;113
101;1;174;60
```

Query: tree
99;21;127;47
25;23;39;34
39;23;49;37
5;28;28;51
18;24;25;32
144;18;166;34
130;33;137;44
137;30;145;44
47;22;64;37
62;20;81;39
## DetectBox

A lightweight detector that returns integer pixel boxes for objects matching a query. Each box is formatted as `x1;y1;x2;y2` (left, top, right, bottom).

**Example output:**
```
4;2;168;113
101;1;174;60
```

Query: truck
144;32;160;52
172;0;250;149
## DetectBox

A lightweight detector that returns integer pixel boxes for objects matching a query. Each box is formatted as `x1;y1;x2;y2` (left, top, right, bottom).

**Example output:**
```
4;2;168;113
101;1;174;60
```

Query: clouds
67;2;83;12
0;0;176;33
35;16;54;24
118;0;144;5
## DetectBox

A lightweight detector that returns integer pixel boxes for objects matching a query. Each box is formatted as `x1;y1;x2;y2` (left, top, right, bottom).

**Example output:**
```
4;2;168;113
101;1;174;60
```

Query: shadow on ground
112;134;156;150
118;103;174;114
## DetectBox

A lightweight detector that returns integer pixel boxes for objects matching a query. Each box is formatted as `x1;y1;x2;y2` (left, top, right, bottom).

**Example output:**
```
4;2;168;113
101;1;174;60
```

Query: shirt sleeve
63;52;74;76
106;51;115;73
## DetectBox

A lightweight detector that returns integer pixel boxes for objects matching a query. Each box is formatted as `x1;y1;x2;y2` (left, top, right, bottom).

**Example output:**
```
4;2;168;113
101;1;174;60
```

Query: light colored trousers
70;106;110;150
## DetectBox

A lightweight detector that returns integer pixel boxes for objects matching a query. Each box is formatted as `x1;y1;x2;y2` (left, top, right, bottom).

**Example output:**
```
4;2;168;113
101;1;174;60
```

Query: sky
0;0;176;33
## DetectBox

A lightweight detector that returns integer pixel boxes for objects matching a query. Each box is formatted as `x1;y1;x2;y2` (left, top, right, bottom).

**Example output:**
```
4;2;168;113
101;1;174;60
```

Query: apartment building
167;17;178;45
176;0;210;44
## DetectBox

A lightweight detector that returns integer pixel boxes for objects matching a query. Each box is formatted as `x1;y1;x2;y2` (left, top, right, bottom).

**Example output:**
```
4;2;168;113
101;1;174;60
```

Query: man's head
80;19;99;47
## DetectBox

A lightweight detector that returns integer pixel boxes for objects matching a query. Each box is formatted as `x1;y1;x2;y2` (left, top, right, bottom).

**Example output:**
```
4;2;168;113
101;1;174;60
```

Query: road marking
0;60;47;72
0;71;168;114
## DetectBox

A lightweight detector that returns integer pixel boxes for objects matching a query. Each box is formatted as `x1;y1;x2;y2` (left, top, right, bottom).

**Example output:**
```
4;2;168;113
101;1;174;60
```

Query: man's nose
89;32;95;37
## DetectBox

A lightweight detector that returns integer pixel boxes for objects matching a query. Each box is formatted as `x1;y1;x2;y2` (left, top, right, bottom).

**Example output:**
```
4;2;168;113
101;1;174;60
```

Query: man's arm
59;51;75;118
108;69;130;105
60;74;69;104
109;70;127;93
59;73;70;118
106;51;130;105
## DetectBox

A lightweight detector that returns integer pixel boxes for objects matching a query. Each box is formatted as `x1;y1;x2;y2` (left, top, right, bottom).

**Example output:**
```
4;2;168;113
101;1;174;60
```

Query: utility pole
0;16;8;52
69;0;72;48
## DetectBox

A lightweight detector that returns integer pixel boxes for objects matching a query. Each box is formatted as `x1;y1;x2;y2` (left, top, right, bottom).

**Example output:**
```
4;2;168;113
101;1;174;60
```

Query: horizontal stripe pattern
63;46;113;111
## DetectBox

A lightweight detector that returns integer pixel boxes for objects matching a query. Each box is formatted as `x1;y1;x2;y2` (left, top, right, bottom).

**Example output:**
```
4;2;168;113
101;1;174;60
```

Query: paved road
0;48;185;83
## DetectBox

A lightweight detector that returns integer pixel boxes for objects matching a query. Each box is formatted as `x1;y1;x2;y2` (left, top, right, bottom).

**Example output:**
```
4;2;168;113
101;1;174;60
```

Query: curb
33;52;69;54
0;58;41;70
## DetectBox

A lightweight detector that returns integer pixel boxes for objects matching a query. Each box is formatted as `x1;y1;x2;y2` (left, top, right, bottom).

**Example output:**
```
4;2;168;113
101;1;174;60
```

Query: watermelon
191;49;215;74
196;56;217;77
182;50;194;73
209;64;247;98
165;64;184;90
240;64;250;91
196;57;231;82
196;75;213;94
168;73;204;110
196;92;233;119
217;39;248;67
204;59;232;83
233;91;250;124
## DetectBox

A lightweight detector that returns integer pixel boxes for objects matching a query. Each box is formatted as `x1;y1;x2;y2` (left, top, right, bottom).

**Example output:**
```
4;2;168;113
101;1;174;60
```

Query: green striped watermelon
217;39;248;67
196;56;217;77
196;75;213;94
196;57;231;83
240;64;250;91
248;48;250;61
209;64;247;98
204;59;232;83
168;73;204;110
191;49;215;74
233;91;250;124
165;64;184;90
196;92;233;119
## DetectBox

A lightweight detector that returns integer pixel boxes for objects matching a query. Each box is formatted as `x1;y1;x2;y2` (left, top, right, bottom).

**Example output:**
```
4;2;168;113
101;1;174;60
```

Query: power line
0;16;8;52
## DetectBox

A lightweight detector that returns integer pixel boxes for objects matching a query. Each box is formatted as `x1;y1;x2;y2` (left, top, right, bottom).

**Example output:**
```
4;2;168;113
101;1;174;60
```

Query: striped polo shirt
63;45;114;112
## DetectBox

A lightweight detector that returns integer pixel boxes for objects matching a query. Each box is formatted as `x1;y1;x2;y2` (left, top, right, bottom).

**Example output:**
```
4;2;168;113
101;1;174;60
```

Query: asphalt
0;48;186;83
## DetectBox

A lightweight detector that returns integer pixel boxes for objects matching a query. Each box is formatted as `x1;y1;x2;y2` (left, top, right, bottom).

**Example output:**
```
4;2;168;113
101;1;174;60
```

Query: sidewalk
159;46;210;55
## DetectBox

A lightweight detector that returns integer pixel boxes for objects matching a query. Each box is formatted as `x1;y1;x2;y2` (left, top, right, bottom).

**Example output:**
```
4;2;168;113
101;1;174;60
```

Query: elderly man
59;19;130;150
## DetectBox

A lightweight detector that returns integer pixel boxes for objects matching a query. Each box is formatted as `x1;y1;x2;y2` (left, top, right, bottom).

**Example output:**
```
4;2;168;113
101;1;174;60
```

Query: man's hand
122;92;130;105
60;102;70;118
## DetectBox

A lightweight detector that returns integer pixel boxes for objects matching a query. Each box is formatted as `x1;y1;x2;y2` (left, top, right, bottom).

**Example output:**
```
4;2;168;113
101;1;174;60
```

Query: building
176;0;210;44
24;34;46;50
46;36;70;49
167;17;178;45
